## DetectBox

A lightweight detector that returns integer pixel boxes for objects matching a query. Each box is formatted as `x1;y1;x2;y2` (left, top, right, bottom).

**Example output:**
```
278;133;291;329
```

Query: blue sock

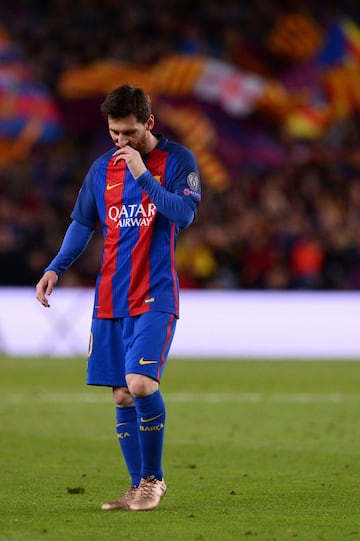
115;406;141;487
133;390;166;480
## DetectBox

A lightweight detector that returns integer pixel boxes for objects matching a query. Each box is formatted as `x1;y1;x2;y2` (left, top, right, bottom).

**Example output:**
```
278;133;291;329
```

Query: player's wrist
131;165;147;179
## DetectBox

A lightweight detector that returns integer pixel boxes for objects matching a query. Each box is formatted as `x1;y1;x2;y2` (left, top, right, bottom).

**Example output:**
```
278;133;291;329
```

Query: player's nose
116;133;129;147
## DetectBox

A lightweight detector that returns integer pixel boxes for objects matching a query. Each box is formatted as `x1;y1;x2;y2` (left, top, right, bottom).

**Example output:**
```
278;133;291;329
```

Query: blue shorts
86;312;177;387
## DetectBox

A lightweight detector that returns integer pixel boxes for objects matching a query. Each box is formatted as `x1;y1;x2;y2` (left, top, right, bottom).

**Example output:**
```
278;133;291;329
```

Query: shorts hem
86;381;123;387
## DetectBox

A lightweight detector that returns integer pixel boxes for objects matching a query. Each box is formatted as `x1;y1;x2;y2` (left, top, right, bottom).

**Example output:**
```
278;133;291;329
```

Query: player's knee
112;386;134;407
126;373;158;397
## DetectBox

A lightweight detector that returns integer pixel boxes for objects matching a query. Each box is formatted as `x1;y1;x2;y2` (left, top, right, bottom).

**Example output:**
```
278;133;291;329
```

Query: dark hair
100;83;152;123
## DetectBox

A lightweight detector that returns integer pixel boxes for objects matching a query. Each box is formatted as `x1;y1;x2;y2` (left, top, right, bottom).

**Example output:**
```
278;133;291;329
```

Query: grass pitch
1;356;360;541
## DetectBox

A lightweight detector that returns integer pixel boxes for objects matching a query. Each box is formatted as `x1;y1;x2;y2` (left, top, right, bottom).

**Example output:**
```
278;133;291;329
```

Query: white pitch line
1;392;360;405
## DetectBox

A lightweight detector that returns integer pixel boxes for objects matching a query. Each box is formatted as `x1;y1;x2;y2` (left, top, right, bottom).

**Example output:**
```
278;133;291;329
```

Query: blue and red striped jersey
70;134;200;319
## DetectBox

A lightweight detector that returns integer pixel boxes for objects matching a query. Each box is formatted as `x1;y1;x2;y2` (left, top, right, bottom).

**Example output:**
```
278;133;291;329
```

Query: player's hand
35;270;59;308
112;145;146;179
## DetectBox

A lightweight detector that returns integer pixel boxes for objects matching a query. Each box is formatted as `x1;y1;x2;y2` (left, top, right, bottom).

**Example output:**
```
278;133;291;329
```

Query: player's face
108;114;154;154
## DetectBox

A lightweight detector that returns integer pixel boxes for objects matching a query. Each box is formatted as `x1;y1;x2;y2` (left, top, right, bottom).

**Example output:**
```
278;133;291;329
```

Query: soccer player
35;83;201;511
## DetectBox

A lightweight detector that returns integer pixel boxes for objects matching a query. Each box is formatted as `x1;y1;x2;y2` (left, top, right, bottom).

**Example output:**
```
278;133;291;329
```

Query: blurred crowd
2;0;360;290
179;131;360;290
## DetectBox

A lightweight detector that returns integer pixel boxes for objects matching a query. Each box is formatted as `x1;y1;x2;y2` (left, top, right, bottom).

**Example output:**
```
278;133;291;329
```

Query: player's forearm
44;220;94;277
136;170;196;229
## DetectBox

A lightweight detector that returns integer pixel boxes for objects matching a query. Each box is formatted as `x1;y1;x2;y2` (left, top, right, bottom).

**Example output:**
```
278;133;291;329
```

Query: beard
131;131;148;155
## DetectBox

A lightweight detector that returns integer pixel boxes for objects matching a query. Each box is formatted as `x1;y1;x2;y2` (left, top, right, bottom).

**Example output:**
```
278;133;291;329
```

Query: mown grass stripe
2;391;360;404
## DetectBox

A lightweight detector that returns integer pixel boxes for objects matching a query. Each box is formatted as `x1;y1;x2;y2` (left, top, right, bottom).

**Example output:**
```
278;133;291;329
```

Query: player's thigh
124;312;177;382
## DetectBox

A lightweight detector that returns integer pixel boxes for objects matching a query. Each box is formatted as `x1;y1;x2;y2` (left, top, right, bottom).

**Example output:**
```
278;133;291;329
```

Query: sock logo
140;424;164;432
117;431;130;439
140;413;162;423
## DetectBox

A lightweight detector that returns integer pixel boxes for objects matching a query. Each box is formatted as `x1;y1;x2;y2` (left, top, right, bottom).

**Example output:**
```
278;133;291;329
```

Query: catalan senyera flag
319;18;360;120
156;102;230;191
58;55;268;119
342;17;360;63
55;15;360;149
266;12;323;62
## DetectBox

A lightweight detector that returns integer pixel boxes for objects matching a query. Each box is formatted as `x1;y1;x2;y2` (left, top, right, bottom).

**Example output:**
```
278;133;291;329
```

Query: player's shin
133;390;166;480
115;405;141;487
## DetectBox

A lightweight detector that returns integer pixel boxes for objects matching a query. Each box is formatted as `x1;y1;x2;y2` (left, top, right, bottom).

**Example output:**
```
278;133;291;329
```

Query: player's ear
145;114;155;130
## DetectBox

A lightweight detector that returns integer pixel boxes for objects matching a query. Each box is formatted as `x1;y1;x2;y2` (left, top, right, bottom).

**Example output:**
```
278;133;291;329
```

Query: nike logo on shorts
139;358;157;365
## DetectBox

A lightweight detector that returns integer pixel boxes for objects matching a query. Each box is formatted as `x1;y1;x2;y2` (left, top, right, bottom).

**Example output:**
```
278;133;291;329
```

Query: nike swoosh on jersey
141;413;162;423
106;182;123;190
139;358;157;365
